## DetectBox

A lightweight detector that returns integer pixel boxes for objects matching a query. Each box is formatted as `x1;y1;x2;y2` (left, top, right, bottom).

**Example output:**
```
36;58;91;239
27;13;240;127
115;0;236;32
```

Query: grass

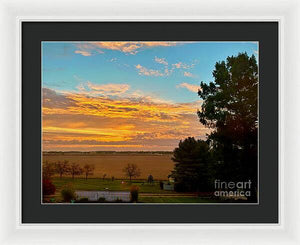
47;177;222;203
52;177;176;194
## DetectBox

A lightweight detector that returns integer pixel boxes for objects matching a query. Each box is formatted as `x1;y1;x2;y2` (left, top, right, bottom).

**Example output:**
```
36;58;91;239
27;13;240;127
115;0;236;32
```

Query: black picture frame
22;22;278;223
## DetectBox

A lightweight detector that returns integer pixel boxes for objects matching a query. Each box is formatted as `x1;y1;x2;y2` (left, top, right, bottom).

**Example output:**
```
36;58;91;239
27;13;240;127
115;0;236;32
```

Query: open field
43;152;174;180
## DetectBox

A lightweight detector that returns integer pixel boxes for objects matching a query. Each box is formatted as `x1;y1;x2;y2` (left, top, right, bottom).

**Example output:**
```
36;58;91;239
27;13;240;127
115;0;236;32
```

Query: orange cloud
42;87;208;151
74;50;92;56
75;82;130;96
75;41;179;55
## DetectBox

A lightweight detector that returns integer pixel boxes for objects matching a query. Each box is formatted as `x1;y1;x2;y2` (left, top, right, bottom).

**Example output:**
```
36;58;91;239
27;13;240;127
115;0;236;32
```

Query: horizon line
42;150;174;153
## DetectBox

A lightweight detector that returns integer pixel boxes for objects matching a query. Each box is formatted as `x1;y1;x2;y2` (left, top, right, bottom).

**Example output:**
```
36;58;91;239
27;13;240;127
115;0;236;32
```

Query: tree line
43;161;95;180
43;161;145;182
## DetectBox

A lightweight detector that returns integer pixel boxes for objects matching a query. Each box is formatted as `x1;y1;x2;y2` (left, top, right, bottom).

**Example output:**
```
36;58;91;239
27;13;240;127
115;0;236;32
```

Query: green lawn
47;177;221;203
52;177;176;194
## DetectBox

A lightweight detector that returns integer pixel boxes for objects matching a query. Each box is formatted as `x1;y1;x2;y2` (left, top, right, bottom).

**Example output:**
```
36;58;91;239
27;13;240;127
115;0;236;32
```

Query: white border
0;0;299;244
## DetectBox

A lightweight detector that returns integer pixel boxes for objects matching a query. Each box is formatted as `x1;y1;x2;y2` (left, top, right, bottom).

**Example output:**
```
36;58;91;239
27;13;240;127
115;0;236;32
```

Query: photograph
41;41;258;204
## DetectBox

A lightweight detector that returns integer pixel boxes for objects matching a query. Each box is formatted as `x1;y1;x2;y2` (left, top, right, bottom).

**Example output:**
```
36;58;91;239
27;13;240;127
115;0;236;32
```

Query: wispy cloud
155;57;168;66
73;43;104;56
183;71;194;77
177;82;200;93
74;50;92;56
172;62;195;69
135;64;165;77
76;82;130;96
136;58;196;77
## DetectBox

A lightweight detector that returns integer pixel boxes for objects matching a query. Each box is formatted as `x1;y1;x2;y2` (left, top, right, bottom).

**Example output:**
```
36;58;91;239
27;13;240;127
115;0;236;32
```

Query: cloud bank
42;87;207;151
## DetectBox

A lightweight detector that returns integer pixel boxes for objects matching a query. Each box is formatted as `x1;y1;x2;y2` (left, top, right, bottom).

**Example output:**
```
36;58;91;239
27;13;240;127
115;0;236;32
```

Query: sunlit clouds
74;41;179;55
172;62;195;69
42;41;258;151
135;57;196;77
74;50;92;56
76;82;130;96
42;87;207;151
154;57;168;66
177;83;200;93
135;64;165;77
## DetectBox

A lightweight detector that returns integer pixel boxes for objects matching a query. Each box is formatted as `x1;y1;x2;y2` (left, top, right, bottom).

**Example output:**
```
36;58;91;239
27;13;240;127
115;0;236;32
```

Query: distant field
43;152;174;180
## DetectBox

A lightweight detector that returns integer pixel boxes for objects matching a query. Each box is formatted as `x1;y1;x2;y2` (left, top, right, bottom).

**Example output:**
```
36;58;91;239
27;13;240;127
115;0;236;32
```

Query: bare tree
123;163;141;182
42;161;56;180
55;160;70;178
83;164;95;180
69;162;83;179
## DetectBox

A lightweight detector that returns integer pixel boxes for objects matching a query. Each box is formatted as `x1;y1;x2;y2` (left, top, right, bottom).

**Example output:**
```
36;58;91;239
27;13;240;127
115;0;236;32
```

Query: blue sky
42;41;258;103
42;41;258;151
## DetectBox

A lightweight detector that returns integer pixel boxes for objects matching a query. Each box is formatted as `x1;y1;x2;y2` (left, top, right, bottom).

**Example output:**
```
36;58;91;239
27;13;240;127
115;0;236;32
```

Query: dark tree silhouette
171;137;213;192
198;52;258;201
123;163;141;182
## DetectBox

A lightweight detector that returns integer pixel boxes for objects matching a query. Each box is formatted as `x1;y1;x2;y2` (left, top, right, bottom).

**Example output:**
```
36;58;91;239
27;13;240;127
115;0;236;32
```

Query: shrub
159;181;164;190
98;197;106;202
61;184;76;202
42;179;56;195
76;197;89;203
147;174;154;184
130;185;139;202
115;198;123;203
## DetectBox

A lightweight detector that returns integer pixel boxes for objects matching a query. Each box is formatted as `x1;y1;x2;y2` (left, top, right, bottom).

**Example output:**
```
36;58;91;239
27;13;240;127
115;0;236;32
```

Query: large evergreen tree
171;137;213;192
198;53;258;201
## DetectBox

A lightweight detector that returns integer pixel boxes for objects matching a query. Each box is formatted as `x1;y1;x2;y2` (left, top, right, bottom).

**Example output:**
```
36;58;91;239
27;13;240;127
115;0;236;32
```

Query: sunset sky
42;41;258;151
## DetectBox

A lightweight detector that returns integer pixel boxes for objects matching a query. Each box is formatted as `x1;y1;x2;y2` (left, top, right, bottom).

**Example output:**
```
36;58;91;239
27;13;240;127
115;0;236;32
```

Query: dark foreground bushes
43;179;56;195
130;185;139;202
61;184;76;202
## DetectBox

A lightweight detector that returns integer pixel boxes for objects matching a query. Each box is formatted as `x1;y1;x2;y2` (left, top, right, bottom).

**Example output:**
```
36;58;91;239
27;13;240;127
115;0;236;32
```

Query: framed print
22;21;278;223
2;0;300;243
